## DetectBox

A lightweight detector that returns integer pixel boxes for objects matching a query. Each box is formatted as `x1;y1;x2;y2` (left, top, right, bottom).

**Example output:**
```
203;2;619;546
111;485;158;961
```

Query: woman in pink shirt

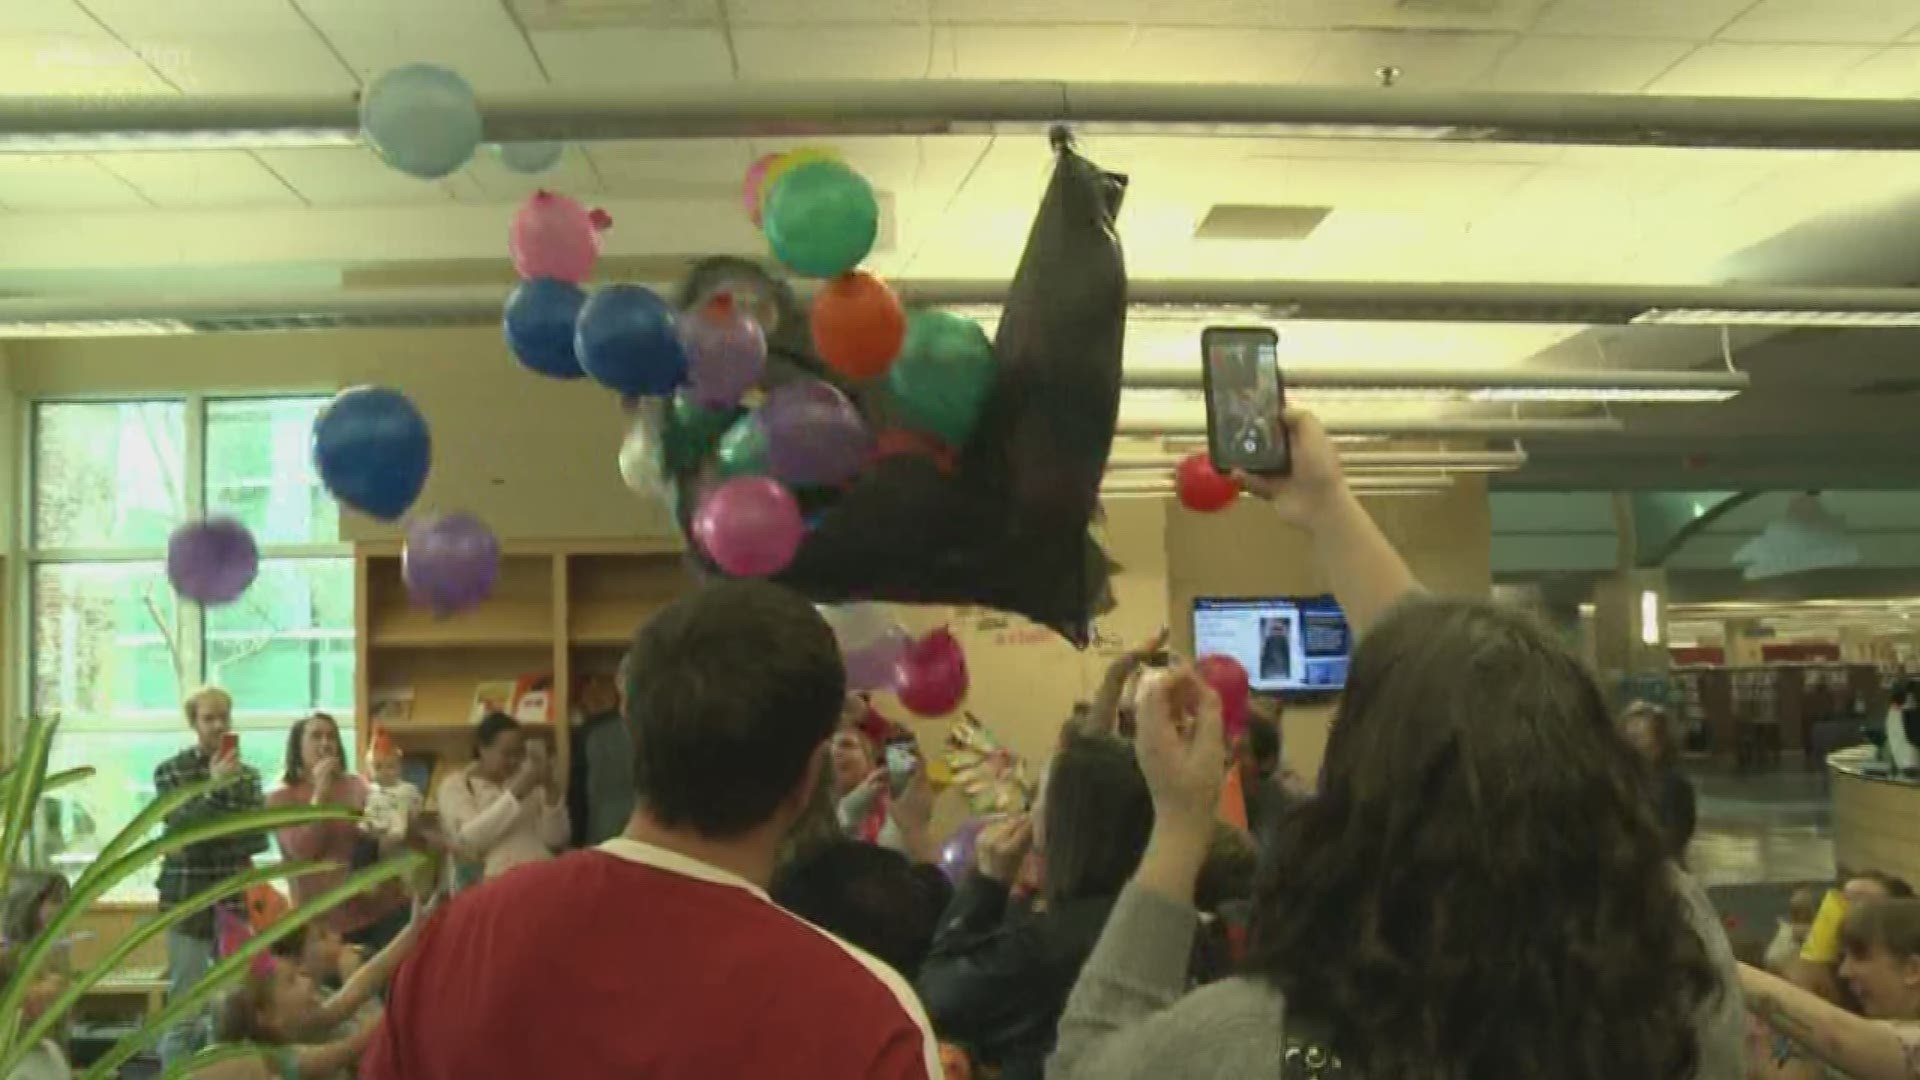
268;713;410;953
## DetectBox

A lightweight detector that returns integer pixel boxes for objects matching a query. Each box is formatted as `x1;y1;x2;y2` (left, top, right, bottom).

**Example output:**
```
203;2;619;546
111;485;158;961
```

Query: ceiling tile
1645;42;1881;95
82;0;314;37
586;139;752;199
507;0;721;30
733;24;937;79
1479;35;1696;92
1836;46;1920;95
292;0;549;90
1270;0;1550;32
930;0;1151;21
92;150;306;208
135;35;357;93
0;155;151;209
726;0;930;22
1535;0;1757;40
1123;27;1323;83
943;24;1137;79
1718;0;1920;45
0;35;174;96
1301;29;1513;88
531;26;733;85
0;0;107;35
251;146;461;206
459;144;605;201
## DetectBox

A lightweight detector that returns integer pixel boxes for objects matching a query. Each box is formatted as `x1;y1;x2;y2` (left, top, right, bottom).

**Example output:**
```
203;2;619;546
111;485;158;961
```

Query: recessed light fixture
1633;308;1920;328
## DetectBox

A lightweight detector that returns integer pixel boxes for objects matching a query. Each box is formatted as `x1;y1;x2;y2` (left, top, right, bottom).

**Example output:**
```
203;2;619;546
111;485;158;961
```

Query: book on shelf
369;687;415;724
470;680;518;723
512;673;554;724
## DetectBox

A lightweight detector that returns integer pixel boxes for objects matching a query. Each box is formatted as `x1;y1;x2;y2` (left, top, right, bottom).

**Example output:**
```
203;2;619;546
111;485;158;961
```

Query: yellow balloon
758;147;842;218
925;755;955;789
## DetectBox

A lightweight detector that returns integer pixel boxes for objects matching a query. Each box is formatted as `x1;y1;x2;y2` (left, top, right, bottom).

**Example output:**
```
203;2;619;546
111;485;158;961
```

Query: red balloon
1195;654;1250;743
893;628;969;717
811;271;906;381
1175;452;1239;512
871;427;958;475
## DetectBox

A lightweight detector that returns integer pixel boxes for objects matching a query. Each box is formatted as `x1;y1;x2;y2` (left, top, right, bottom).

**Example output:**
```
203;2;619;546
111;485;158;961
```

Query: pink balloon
692;476;803;577
893;628;968;718
1196;653;1251;743
742;152;779;227
510;190;604;283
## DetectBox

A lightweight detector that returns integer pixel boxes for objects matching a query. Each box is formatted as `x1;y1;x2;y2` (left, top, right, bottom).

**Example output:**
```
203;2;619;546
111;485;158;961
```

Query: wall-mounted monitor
1191;595;1352;694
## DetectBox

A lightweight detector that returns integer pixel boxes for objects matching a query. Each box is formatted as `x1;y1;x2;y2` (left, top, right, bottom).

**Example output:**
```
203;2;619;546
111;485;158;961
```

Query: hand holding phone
1201;326;1290;477
884;742;921;796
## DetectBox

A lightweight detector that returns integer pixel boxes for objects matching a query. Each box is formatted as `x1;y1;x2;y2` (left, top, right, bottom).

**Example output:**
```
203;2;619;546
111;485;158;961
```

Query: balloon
819;601;898;654
893;628;968;718
1196;654;1251;743
617;406;668;499
497;141;564;174
811;271;906;381
938;816;991;884
313;386;431;522
661;392;733;474
692;476;803;577
1175;452;1239;512
715;413;770;478
843;629;910;692
503;277;588;379
510;190;603;284
871;427;958;475
759;148;841;212
167;517;259;605
679;293;767;408
575;284;687;397
403;512;501;616
359;64;482;180
763;160;879;279
888;310;997;447
761;379;870;487
742;153;780;227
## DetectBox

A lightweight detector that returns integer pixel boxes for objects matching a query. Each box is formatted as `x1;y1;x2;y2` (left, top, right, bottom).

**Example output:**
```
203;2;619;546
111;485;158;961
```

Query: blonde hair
183;685;233;723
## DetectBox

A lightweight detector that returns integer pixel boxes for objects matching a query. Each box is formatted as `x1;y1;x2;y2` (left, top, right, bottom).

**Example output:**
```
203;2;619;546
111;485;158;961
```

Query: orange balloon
811;270;907;380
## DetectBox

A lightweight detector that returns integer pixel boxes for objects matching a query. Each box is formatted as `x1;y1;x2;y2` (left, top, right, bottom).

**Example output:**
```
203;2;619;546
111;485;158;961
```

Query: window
29;397;355;899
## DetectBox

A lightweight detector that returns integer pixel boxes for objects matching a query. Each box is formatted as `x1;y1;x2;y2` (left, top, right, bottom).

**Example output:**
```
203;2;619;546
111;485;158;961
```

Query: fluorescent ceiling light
1125;417;1624;438
1123;367;1747;403
0;129;360;153
1633;308;1920;328
1107;449;1526;474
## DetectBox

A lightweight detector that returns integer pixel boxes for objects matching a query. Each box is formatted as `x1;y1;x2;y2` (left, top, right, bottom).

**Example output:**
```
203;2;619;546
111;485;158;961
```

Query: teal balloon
360;64;482;180
763;161;879;279
888;311;996;446
716;414;771;478
662;393;733;474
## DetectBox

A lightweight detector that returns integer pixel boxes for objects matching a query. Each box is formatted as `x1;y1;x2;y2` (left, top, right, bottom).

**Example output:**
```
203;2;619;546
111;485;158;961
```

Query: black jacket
1654;766;1697;863
914;873;1117;1080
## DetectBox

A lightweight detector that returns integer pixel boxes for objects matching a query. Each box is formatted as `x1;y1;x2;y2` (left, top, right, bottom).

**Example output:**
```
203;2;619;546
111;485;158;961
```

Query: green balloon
763;160;879;279
715;413;771;478
888;310;996;446
661;394;733;474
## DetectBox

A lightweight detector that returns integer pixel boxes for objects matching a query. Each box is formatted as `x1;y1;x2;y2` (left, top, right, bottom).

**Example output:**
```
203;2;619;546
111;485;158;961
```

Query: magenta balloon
679;297;767;408
167;517;260;605
403;512;501;616
509;190;600;283
842;628;910;692
742;152;779;227
692;476;803;577
893;627;969;717
938;816;990;884
761;379;870;488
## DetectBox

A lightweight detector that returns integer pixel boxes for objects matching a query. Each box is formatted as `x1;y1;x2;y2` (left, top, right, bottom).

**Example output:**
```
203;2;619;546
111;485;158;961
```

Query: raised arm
1080;629;1169;737
437;771;525;859
1739;962;1920;1080
316;910;428;1030
1235;410;1419;635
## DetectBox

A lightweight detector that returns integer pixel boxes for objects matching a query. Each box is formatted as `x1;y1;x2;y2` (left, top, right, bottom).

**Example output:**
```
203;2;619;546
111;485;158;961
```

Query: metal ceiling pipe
11;81;1920;153
1123;416;1626;438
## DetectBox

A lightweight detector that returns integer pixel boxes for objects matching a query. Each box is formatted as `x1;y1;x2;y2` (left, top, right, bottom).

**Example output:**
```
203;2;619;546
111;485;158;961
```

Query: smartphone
1201;326;1290;476
884;741;920;795
219;732;240;758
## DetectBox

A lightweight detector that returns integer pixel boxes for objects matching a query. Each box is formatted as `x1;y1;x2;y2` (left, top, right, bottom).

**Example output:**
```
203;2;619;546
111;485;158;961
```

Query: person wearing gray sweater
1048;410;1746;1080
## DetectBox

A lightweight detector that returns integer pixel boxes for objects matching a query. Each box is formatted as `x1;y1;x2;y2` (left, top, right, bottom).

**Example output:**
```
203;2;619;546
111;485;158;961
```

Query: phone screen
884;742;920;794
219;732;240;757
1202;327;1289;476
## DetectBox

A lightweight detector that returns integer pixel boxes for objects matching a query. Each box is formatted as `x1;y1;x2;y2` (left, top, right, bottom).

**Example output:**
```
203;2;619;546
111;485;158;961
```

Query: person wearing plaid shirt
152;685;266;1069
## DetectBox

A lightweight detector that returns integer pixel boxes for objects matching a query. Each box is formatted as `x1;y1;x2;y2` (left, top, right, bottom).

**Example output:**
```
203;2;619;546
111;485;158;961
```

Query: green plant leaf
5;860;337;1064
38;765;97;794
0;714;57;921
157;1041;283;1080
75;768;254;899
78;851;428;1080
0;801;358;1051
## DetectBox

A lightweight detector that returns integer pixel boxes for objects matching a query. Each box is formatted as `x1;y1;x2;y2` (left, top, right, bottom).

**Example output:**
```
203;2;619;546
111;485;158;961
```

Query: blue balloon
360;64;482;180
503;278;588;379
313;386;431;522
574;284;688;397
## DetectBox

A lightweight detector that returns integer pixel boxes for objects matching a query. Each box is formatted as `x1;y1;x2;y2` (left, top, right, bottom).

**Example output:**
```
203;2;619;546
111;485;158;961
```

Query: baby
361;728;422;846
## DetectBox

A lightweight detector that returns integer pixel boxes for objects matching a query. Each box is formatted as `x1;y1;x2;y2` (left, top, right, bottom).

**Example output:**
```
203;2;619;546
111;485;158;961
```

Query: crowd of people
10;408;1920;1079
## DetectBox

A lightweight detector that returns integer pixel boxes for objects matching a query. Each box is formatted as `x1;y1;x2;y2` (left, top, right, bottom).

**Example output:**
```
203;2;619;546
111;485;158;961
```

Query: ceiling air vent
1851;376;1920;397
1194;205;1329;242
509;0;716;30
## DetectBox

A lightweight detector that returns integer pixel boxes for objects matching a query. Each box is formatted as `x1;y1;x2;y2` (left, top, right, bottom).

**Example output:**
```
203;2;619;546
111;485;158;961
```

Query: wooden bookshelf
354;540;689;800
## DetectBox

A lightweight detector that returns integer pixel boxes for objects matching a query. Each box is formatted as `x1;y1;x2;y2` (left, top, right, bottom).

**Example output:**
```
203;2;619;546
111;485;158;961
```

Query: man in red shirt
363;580;942;1079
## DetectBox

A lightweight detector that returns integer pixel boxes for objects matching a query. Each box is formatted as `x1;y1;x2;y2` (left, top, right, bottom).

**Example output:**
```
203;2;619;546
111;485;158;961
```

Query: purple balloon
938;816;992;884
842;628;910;692
679;295;767;408
761;379;870;488
403;512;500;615
167;518;259;605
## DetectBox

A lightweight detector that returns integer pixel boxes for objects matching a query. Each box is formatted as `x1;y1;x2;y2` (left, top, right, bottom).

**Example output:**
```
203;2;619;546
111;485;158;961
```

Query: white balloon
497;141;565;175
617;402;668;500
818;601;898;653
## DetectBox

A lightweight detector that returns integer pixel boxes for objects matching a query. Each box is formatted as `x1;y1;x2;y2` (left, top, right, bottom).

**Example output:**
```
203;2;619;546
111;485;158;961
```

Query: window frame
22;392;354;734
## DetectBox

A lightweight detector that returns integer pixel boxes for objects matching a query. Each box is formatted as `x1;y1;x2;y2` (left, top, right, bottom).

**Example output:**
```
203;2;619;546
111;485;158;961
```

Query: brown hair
1619;700;1676;766
215;967;283;1045
1841;898;1920;961
183;685;233;723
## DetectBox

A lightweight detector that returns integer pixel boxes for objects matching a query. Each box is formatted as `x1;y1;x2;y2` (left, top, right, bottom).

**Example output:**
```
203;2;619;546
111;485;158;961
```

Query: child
360;727;422;847
269;923;365;991
1764;885;1821;973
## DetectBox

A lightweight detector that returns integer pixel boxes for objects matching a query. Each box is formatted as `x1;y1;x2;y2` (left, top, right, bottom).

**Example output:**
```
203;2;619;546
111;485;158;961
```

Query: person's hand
1232;409;1348;529
508;755;543;800
890;766;937;863
1277;767;1316;802
977;814;1034;883
1134;666;1229;842
209;747;241;781
310;758;338;804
